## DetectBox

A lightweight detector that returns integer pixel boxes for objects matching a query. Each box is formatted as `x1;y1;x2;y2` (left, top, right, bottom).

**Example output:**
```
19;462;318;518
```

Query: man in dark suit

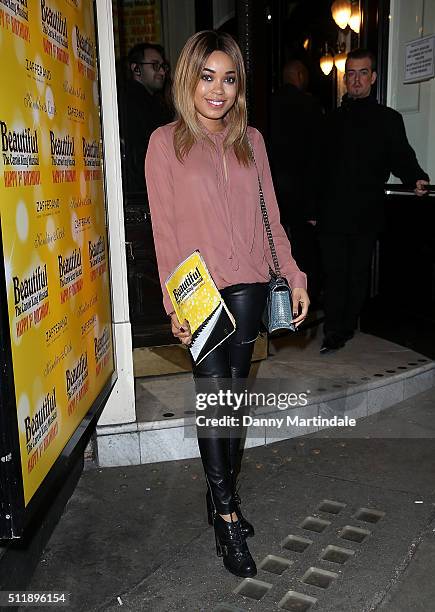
119;43;172;196
269;60;324;303
117;44;173;329
317;48;429;353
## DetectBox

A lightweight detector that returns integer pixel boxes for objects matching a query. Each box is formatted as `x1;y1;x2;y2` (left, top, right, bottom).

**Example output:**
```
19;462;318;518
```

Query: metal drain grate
301;566;339;589
258;554;293;575
339;525;371;543
278;591;318;611
355;507;386;523
318;499;347;514
281;534;313;553
320;544;355;564
226;497;384;611
300;516;331;533
233;578;273;601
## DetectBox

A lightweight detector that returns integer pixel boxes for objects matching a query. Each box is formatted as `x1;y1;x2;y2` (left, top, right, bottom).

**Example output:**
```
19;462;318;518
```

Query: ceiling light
320;52;334;75
334;50;347;72
331;0;351;30
348;3;361;33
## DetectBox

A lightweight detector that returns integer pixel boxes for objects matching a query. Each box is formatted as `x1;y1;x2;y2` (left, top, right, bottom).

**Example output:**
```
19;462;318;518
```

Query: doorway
361;0;435;357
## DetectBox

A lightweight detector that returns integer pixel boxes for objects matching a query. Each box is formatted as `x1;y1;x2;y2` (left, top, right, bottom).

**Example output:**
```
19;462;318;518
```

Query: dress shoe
213;513;257;577
320;333;345;354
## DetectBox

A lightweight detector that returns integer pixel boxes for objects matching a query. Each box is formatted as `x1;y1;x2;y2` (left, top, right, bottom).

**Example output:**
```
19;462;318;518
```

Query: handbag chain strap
248;139;281;278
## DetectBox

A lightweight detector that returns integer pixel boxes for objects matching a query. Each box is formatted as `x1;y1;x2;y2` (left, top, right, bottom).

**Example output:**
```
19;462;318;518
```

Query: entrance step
133;332;268;377
96;331;435;467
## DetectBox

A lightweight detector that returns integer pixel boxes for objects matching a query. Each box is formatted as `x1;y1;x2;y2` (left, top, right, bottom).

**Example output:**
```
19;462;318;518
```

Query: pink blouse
145;122;307;314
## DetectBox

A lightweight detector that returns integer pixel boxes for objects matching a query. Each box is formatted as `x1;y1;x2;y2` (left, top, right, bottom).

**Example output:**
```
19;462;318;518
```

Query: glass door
361;0;435;356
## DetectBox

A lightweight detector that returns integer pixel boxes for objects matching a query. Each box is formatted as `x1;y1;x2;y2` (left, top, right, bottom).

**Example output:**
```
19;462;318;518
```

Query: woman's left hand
291;287;310;328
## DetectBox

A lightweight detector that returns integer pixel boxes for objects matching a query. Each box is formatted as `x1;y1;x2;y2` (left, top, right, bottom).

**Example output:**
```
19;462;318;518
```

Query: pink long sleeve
145;123;306;315
145;130;181;313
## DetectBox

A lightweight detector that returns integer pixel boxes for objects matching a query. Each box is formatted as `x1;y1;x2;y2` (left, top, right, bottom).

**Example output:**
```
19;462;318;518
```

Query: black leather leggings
192;282;268;515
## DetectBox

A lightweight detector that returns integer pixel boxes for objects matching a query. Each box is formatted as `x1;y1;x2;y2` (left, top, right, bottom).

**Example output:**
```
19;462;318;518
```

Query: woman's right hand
169;312;192;345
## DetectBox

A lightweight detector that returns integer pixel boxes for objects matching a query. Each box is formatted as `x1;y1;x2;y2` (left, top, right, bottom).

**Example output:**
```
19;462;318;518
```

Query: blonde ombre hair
172;30;251;165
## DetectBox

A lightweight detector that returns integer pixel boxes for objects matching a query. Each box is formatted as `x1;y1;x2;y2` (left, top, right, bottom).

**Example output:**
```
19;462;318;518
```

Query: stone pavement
21;386;435;612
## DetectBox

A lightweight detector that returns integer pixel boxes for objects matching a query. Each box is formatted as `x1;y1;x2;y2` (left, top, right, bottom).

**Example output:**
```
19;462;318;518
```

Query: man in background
119;42;172;195
269;59;324;304
118;43;173;329
317;48;429;353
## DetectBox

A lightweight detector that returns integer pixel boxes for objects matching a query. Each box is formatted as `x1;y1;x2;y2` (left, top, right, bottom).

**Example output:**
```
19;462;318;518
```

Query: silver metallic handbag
249;141;296;334
264;275;295;333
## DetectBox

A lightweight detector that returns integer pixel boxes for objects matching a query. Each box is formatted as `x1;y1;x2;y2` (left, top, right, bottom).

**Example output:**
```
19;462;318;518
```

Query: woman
145;31;309;578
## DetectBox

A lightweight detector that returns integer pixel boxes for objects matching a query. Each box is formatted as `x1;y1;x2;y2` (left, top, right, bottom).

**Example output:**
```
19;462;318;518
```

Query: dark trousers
287;220;321;302
192;282;268;515
319;232;377;337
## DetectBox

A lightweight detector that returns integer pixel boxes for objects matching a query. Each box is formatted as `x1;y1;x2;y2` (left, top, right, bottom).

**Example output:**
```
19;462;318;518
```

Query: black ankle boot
213;513;257;578
230;468;255;538
206;490;254;538
233;489;255;538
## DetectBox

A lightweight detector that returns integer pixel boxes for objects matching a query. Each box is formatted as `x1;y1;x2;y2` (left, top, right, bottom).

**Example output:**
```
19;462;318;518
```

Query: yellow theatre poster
0;0;114;506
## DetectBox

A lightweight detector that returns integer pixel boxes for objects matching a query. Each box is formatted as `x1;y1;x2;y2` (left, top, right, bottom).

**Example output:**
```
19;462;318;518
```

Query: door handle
125;241;134;260
385;184;435;197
